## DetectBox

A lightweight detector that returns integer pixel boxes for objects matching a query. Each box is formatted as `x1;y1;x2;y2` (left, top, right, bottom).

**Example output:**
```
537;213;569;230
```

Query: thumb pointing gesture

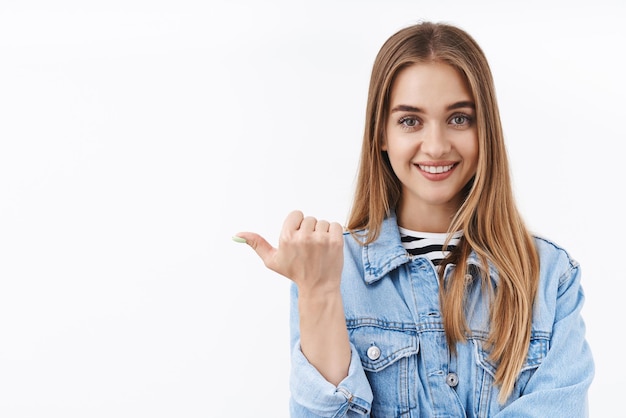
233;210;344;290
232;231;277;270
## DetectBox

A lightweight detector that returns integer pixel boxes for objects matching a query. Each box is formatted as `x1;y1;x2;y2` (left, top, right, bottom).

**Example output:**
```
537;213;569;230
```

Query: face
383;61;478;231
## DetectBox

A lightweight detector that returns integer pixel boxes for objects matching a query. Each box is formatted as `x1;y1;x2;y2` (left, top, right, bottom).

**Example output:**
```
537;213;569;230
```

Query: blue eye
450;114;473;126
399;116;419;128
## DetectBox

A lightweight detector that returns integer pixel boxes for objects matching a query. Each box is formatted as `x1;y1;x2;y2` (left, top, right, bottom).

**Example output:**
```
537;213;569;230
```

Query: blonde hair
346;21;540;404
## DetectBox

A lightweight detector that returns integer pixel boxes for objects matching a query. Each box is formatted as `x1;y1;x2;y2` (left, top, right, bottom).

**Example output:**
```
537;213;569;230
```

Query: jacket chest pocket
473;333;549;408
349;324;419;415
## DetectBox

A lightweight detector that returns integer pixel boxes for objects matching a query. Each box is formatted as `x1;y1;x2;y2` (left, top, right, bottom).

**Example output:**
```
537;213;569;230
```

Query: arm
236;210;372;416
298;286;351;385
289;284;373;417
495;263;594;417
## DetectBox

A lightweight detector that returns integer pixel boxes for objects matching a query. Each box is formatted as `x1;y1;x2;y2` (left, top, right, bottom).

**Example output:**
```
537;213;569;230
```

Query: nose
420;123;450;158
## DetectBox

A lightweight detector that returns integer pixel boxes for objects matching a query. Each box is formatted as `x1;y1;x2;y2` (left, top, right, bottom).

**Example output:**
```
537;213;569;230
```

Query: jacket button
446;372;459;387
367;345;381;361
464;274;473;284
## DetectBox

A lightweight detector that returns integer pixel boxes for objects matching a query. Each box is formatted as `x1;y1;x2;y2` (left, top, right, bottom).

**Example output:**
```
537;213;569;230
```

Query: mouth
417;163;456;174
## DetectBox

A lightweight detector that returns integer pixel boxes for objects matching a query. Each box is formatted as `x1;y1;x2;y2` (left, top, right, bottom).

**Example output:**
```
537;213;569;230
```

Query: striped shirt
399;227;462;266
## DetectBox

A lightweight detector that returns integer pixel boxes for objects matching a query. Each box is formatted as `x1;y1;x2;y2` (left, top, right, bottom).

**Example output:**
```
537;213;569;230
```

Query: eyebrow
390;101;476;113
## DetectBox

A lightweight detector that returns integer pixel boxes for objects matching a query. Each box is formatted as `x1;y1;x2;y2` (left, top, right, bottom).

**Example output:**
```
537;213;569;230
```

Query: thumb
232;232;276;265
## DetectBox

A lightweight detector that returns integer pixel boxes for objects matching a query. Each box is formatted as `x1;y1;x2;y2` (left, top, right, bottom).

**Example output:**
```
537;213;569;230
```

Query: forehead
389;62;473;107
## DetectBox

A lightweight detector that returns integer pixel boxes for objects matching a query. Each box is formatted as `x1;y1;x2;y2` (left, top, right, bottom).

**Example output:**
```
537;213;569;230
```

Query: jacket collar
362;212;411;284
361;211;499;285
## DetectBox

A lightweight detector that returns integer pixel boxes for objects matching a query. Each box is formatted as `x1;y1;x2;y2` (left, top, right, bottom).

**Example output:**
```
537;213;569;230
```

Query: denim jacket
289;212;594;417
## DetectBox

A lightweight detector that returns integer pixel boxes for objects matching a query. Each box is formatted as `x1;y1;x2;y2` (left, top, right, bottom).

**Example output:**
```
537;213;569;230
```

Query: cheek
385;141;412;165
385;130;416;155
462;136;479;168
467;147;479;167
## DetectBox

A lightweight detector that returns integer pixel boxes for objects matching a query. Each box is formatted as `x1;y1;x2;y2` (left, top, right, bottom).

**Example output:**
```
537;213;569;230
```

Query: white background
1;1;624;417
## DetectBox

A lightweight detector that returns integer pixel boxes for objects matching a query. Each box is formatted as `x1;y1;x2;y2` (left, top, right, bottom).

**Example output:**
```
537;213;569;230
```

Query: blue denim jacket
289;212;594;417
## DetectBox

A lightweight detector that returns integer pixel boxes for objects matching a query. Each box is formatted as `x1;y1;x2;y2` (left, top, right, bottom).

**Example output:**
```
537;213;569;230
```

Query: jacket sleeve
288;283;373;417
495;262;594;417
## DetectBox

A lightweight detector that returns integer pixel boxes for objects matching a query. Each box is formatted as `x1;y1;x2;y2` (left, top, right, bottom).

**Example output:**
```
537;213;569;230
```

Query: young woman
234;21;594;417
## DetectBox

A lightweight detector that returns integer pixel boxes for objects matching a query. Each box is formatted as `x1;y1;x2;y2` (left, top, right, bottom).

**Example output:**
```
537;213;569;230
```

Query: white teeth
418;164;454;174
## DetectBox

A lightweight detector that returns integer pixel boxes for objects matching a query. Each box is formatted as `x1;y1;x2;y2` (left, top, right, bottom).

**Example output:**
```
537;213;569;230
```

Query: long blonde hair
346;21;540;404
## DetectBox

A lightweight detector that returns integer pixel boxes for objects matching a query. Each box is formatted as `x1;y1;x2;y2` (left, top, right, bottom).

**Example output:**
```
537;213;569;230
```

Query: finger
233;232;276;264
329;222;345;237
300;216;317;232
315;220;330;232
282;210;304;232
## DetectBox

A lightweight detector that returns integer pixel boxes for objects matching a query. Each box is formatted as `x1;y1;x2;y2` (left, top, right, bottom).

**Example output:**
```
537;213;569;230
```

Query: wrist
298;287;343;315
298;284;341;304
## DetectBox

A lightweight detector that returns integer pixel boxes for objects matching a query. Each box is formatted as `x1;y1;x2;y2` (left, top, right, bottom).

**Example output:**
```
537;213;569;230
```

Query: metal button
464;274;473;284
367;345;381;361
446;372;459;387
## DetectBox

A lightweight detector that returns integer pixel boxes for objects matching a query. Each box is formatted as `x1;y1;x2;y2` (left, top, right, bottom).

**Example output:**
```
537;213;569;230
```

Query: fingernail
232;236;247;244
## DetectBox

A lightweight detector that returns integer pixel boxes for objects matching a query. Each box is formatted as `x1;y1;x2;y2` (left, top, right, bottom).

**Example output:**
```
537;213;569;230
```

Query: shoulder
532;235;580;287
533;235;578;267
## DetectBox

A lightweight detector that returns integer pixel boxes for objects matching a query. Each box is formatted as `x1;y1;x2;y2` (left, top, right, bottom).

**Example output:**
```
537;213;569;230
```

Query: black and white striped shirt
399;227;462;266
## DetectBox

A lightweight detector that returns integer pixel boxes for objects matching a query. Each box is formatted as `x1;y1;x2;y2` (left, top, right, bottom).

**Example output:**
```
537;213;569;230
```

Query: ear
380;134;387;151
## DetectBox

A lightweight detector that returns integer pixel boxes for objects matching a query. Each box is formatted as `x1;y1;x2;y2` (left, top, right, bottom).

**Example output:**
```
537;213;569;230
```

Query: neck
396;199;459;233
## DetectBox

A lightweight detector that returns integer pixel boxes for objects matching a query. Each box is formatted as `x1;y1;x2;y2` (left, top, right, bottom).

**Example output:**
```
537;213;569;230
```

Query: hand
235;210;351;384
235;210;345;295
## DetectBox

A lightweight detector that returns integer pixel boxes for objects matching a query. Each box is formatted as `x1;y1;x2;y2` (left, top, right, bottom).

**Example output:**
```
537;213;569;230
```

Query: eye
398;116;421;130
449;113;473;127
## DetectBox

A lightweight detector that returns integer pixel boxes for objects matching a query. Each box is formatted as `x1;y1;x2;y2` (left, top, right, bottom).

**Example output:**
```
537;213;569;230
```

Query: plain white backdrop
1;0;624;416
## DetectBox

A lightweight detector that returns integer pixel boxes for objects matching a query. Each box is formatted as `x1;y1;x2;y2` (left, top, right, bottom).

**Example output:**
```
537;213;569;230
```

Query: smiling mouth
417;164;455;174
